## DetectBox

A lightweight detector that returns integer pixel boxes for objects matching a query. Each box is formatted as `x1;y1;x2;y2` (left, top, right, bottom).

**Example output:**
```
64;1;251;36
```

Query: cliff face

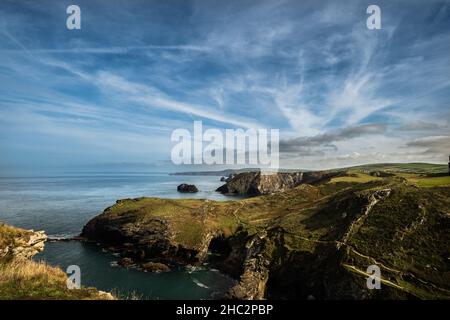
9;231;47;260
82;172;450;300
0;223;47;261
216;171;339;195
81;198;237;270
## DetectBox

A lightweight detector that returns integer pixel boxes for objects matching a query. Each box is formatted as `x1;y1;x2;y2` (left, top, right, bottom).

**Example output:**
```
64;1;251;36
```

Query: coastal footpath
82;164;450;300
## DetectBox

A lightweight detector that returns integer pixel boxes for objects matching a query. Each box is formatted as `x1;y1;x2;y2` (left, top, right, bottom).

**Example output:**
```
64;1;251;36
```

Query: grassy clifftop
82;166;450;299
0;223;114;300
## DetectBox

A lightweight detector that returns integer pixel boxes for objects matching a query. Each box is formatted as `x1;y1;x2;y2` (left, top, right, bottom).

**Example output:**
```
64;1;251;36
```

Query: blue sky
0;0;449;173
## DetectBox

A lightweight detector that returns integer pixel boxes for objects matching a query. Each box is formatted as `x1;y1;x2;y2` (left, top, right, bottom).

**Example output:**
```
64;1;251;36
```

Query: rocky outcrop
118;257;135;268
82;215;194;267
80;198;223;270
81;173;450;300
216;171;339;195
177;183;199;193
226;231;273;299
0;226;47;261
142;262;170;272
10;231;47;260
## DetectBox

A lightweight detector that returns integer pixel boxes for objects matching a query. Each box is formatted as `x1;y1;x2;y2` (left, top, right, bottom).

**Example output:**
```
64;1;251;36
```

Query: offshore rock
177;184;199;193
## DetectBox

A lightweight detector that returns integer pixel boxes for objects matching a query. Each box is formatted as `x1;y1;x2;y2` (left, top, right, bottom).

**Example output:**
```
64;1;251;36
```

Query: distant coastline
169;162;448;176
170;168;308;176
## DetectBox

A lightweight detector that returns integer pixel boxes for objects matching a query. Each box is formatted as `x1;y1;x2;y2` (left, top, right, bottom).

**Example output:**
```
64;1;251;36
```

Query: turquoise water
0;173;237;299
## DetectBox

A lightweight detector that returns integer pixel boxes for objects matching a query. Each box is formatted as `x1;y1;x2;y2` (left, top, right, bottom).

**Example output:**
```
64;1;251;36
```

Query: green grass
343;184;450;299
407;175;450;187
328;173;381;184
353;163;447;174
84;166;450;300
176;221;205;247
0;259;114;300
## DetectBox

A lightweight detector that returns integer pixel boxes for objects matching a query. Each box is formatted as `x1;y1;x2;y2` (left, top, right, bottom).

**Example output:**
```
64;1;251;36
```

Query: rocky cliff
81;169;450;300
216;171;339;195
81;198;233;270
0;223;47;261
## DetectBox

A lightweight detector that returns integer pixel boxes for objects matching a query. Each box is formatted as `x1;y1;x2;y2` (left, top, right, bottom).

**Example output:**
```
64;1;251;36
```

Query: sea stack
177;183;199;193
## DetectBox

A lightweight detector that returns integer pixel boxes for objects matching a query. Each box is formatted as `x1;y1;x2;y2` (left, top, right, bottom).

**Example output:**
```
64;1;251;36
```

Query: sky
0;0;449;173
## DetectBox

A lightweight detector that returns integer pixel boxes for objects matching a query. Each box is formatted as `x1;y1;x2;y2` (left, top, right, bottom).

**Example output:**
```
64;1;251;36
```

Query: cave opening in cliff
207;236;232;264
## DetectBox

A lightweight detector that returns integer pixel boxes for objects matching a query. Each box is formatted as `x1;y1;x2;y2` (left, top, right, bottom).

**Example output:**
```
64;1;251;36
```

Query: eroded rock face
0;228;47;261
12;231;47;260
80;200;220;271
177;184;199;193
83;216;199;267
216;171;339;195
225;231;272;300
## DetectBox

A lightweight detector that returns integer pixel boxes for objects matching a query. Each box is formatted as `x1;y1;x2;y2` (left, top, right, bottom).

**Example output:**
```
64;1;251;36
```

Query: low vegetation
0;259;112;300
0;223;31;250
0;223;114;300
83;163;450;300
2;163;448;300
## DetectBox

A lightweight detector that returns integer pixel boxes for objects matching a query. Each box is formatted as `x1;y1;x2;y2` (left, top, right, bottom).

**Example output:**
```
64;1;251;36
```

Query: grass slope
96;168;450;299
0;223;114;300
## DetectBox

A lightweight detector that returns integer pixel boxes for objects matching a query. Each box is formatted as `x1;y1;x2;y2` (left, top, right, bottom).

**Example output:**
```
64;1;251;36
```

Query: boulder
118;257;134;268
177;183;199;193
141;262;170;272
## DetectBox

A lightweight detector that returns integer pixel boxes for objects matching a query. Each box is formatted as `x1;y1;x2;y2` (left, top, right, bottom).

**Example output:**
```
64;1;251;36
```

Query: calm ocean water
0;173;238;299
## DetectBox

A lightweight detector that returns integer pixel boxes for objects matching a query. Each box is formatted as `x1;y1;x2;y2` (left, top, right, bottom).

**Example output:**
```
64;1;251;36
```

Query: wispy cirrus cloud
0;44;212;54
0;0;449;171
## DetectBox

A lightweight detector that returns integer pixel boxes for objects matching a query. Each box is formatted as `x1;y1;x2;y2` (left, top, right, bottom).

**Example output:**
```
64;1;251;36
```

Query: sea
0;172;239;299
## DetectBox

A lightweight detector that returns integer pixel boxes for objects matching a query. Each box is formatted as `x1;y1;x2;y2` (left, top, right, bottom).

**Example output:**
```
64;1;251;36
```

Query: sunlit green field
407;175;450;187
